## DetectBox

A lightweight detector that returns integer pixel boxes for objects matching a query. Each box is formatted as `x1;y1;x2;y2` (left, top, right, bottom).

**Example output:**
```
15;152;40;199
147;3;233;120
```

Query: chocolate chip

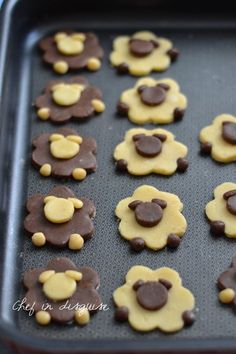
132;133;146;141
137;85;147;94
115;306;129;322
129;39;156;57
159;279;172;290
128;200;142;210
130;237;145;252
177;158;189;172
167;48;179;62
134;135;162;158
136;281;168;311
134;202;163;227
151;198;167;209
174;108;185;121
116;159;128;172
139;86;166;106
133;279;145;291
182;310;196;326
150;40;159;48
167;234;181;248
226;195;236;215
223;190;236;200
153;133;167;142
157;83;170;91
117;63;129;74
117;101;129;116
200;142;212;155
222;122;236;144
210;221;225;236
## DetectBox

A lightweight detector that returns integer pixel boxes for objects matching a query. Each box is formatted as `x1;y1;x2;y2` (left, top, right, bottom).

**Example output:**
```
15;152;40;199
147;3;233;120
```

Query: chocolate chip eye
138;86;166;106
136;281;168;311
134;201;163;227
222;122;236;145
134;135;162;158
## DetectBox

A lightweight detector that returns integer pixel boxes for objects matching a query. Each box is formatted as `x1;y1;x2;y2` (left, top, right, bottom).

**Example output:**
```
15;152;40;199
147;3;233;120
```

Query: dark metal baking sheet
1;0;236;352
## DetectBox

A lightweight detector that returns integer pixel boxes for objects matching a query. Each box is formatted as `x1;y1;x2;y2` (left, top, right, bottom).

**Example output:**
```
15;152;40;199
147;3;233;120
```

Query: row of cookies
39;30;178;75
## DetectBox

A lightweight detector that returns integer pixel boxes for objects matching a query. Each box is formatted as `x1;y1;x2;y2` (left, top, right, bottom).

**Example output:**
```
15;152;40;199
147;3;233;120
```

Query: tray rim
1;0;236;352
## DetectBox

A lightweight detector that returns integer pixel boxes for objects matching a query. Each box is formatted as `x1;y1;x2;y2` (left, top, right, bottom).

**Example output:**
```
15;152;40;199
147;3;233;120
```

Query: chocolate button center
222;122;236;144
135;202;163;227
136;281;168;311
129;39;156;57
139;86;166;106
134;135;162;158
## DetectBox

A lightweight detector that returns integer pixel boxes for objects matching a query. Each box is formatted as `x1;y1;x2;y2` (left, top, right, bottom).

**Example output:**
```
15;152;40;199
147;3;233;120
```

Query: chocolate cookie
217;256;236;308
110;31;178;76
113;265;195;333
35;76;105;123
32;128;97;181
39;31;103;74
199;114;236;163
24;186;95;250
23;257;102;325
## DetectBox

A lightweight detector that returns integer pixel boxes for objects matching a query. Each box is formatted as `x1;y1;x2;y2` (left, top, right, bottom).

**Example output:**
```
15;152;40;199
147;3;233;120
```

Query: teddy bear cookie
199;114;236;163
115;185;187;252
32;128;97;181
217;256;236;308
24;186;95;250
23;257;102;325
117;78;187;125
114;128;188;175
39;31;103;74
114;265;195;332
205;182;236;238
35;76;105;123
110;31;178;76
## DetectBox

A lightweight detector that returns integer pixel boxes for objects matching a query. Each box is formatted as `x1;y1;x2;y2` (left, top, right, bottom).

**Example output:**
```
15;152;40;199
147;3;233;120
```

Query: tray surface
1;0;236;351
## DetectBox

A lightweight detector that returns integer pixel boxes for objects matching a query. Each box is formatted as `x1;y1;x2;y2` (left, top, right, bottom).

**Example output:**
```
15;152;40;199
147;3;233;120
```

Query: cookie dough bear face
114;128;188;176
117;78;187;124
205;182;236;238
115;185;187;251
39;31;103;74
44;196;83;224
23;257;102;325
49;133;83;159
35;77;105;123
113;266;195;332
54;32;86;56
218;256;236;308
110;31;178;76
51;83;85;106
199;114;236;163
24;186;96;250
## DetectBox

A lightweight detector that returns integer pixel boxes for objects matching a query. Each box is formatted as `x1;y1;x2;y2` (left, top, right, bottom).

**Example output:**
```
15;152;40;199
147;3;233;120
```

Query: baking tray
1;0;236;353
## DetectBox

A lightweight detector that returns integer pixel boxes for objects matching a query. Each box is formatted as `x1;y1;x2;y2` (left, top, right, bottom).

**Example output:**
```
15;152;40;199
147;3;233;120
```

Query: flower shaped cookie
217;256;236;308
117;78;187;124
23;257;102;325
114;128;188;175
110;31;178;76
39;31;103;74
35;76;105;123
24;186;95;250
32;128;97;181
115;185;187;252
205;182;236;238
113;265;195;332
199;114;236;163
